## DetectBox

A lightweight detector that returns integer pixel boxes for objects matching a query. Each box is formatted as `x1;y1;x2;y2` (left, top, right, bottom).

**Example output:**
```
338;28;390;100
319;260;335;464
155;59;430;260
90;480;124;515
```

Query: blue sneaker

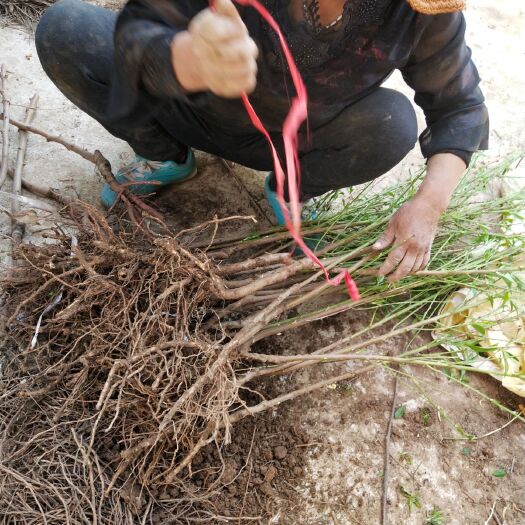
264;173;287;226
264;173;322;253
100;150;197;208
264;173;317;225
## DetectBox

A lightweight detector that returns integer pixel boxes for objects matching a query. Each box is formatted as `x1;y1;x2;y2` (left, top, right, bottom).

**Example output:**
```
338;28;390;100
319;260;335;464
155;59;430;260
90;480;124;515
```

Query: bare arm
416;153;466;213
373;10;487;282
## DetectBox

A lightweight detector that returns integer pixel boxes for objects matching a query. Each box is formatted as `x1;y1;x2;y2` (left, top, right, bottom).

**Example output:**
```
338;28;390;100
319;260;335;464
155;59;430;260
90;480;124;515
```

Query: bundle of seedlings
0;137;524;522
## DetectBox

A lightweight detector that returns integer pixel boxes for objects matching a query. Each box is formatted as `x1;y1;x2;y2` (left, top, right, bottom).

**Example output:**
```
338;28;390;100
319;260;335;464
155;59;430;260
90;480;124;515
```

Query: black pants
35;0;418;199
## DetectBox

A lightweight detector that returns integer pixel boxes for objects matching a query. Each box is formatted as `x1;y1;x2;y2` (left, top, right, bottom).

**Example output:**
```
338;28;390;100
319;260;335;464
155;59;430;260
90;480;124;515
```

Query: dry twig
0;114;166;229
0;65;10;188
11;94;39;245
382;371;399;525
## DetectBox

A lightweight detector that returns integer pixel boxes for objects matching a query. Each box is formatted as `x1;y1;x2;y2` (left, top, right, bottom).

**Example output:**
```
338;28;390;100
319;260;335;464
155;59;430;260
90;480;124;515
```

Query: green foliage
394;405;406;419
239;155;525;423
425;506;445;525
398;451;413;465
420;407;432;426
399;486;422;513
492;468;507;478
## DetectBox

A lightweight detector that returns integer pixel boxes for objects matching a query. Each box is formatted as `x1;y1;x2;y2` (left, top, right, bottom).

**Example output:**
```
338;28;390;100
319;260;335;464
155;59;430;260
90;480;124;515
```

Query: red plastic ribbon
217;0;360;301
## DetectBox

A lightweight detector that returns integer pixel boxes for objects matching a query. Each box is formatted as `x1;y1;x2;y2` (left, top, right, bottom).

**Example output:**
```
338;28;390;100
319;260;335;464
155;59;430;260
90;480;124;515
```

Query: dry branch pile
0;0;53;26
0;195;380;522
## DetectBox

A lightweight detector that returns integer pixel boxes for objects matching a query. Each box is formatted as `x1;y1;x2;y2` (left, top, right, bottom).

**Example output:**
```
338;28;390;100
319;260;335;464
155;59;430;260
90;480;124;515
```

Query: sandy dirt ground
0;1;524;524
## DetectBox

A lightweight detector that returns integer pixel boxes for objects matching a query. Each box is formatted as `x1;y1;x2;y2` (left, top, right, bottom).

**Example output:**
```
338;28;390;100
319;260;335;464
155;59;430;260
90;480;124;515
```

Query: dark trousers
35;0;418;200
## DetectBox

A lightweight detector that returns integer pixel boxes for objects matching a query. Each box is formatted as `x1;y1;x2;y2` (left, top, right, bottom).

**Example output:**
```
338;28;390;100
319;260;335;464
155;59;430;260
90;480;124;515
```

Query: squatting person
35;0;488;281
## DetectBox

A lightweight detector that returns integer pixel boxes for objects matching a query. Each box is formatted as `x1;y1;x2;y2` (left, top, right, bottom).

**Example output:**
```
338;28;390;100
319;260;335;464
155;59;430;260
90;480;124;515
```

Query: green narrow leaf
493;468;507;478
471;323;486;335
420;407;431;426
394;405;406;419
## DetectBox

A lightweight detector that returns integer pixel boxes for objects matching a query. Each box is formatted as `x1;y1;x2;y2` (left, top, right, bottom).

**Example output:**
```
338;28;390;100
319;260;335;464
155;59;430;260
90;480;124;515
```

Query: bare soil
178;315;525;524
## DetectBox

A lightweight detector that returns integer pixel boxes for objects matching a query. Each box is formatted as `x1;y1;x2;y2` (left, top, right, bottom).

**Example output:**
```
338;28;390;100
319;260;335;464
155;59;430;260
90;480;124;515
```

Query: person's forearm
414;153;467;213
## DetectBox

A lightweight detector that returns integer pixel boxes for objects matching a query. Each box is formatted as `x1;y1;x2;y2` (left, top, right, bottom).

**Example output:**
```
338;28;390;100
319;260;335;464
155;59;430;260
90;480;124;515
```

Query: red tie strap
214;0;360;301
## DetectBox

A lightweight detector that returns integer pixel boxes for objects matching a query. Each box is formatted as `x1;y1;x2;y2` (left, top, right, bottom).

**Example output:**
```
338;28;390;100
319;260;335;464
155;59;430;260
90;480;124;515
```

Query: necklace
302;0;344;32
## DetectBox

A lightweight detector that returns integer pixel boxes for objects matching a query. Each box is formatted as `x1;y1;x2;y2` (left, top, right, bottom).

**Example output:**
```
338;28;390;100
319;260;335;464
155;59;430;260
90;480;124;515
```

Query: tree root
0;194;393;523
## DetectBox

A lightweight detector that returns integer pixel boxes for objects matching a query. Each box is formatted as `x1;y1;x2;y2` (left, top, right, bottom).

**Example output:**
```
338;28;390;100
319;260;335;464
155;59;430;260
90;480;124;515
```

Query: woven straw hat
407;0;466;14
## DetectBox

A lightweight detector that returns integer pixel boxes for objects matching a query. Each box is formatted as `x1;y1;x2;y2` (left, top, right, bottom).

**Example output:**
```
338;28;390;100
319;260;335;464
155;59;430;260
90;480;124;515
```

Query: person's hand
172;0;258;97
373;196;441;282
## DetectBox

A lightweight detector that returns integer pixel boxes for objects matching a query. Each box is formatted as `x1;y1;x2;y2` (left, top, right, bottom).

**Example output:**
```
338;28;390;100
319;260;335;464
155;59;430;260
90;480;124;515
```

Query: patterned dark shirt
110;0;489;165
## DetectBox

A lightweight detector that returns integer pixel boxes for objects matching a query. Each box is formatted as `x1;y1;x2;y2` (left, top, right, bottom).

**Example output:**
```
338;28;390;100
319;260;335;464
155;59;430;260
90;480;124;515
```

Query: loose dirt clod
274;446;288;460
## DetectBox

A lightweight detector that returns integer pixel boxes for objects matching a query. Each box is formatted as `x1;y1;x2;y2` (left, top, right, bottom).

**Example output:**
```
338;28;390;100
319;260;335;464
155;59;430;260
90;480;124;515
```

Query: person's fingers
199;37;257;66
208;69;257;96
207;58;257;78
209;79;256;97
373;222;395;251
196;14;246;43
214;0;242;21
198;17;246;42
411;252;425;274
422;249;431;269
388;251;417;283
207;57;256;80
378;245;406;277
207;38;258;63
